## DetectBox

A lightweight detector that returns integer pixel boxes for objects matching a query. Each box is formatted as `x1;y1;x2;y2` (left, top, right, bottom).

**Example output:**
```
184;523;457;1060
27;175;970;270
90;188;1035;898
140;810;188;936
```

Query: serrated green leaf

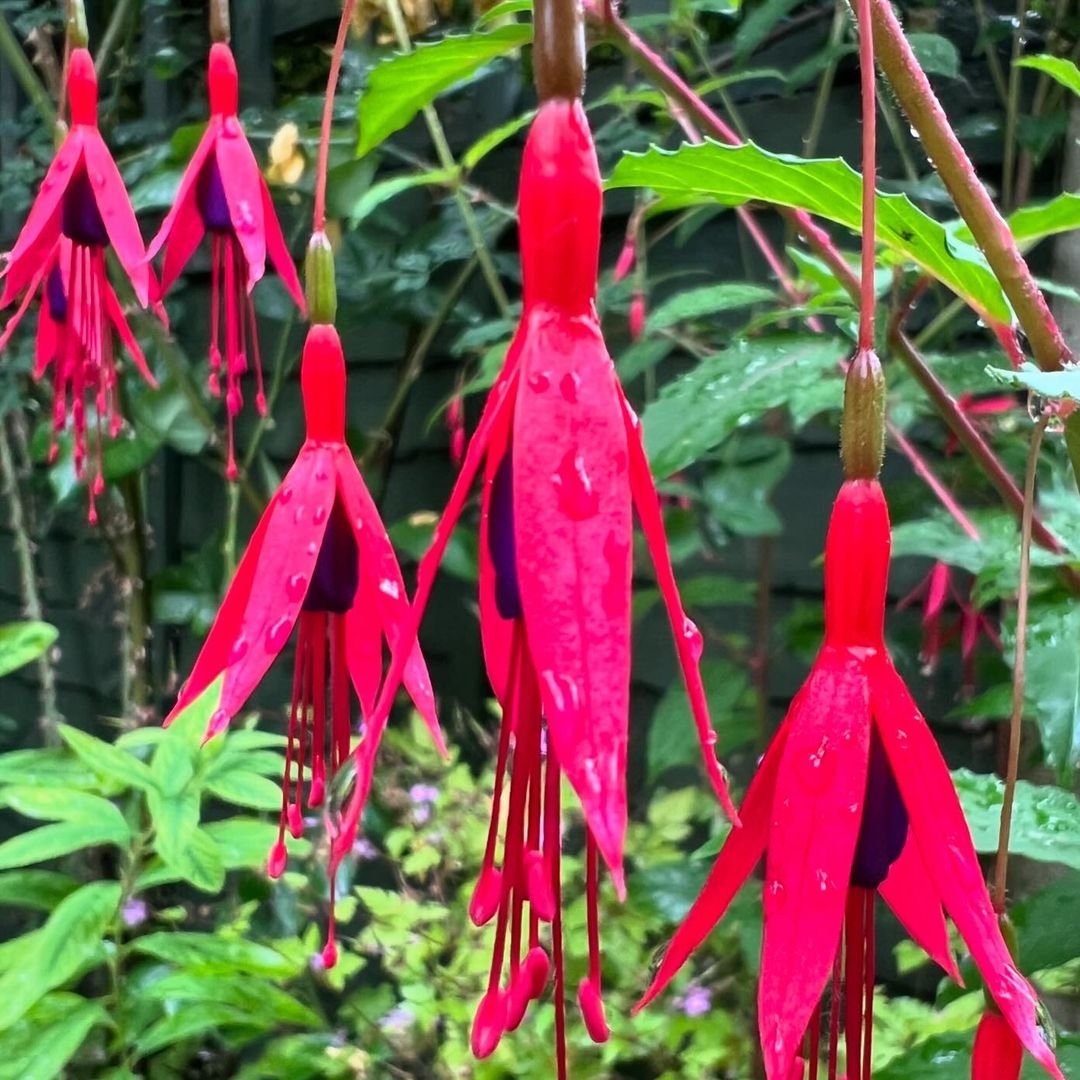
57;725;154;792
0;882;120;1031
608;142;1009;322
955;768;1080;869
641;334;843;477
987;360;1080;403
131;932;301;979
0;623;57;679
357;26;531;157
646;283;776;331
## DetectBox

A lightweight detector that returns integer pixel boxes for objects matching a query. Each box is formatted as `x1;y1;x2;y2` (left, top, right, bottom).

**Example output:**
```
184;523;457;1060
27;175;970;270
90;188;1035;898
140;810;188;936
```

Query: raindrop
682;616;704;661
528;371;551;394
552;449;599;521
294;506;305;524
559;372;580;403
816;868;833;892
90;171;105;188
379;579;402;600
208;708;230;737
798;736;837;794
265;616;292;653
286;573;308;601
763;878;785;914
223;117;241;139
228;636;249;663
314;506;327;525
279;486;294;505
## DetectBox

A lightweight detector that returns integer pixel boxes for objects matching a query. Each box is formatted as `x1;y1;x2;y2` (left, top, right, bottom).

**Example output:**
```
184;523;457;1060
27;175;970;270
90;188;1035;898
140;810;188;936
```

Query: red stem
314;0;358;233
856;0;876;351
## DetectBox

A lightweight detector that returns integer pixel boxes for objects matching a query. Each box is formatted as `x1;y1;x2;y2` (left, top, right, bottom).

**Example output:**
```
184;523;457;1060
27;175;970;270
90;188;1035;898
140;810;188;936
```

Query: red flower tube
165;321;443;964
146;43;306;479
330;97;737;1076
0;48;155;520
636;475;1060;1080
973;1011;1024;1080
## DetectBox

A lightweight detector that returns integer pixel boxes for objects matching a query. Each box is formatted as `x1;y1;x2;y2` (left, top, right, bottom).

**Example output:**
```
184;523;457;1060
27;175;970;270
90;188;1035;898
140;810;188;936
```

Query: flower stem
313;0;358;235
211;0;231;44
382;0;511;317
96;0;140;78
0;15;56;128
0;418;61;743
867;0;1072;375
855;0;876;353
992;415;1049;913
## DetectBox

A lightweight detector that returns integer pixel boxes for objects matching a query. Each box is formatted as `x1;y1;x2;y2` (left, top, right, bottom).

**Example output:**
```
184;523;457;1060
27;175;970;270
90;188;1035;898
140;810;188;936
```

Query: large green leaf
988;360;1080;404
135;1003;263;1057
57;725;155;792
646;283;776;331
203;769;282;811
608;142;1010;322
954;768;1080;870
357;26;530;157
148;785;224;893
0;749;97;789
0;623;57;679
0;870;79;911
131;932;302;979
0;821;130;871
1017;55;1080;98
641;334;843;477
142;972;320;1028
0;993;108;1080
0;881;120;1031
0;786;129;835
1010;872;1080;972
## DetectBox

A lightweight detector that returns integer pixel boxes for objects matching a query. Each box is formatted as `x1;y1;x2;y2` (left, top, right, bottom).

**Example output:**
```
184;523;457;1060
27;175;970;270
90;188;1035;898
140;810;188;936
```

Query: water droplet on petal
314;505;327;525
552;449;599;521
228;636;249;663
764;878;785;914
528;371;551;393
286;573;308;601
266;616;292;653
798;736;837;794
559;372;580;403
379;579;401;600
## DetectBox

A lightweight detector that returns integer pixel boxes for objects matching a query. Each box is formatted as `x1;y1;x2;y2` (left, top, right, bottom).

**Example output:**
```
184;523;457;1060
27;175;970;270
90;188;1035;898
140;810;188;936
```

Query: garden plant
1;0;1080;1077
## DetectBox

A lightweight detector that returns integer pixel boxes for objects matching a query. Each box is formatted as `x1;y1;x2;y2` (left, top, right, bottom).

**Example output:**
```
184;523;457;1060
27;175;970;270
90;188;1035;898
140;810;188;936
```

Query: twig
0;14;56;127
992;415;1049;913
95;0;139;78
0;417;61;742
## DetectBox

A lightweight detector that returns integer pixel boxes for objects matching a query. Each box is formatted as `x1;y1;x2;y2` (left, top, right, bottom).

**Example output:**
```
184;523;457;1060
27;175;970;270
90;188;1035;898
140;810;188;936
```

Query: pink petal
759;651;872;1080
165;446;337;731
0;257;49;352
260;180;305;311
512;311;633;893
637;715;791;1012
103;278;156;387
81;131;150;306
1;134;83;297
344;569;383;717
145;125;217;264
622;392;738;822
160;193;207;295
335;453;445;758
872;656;1061;1080
879;833;959;981
213;122;267;286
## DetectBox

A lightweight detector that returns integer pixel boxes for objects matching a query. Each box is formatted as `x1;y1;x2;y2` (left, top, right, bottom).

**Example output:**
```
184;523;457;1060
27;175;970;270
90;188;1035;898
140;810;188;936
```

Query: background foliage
2;0;1080;1076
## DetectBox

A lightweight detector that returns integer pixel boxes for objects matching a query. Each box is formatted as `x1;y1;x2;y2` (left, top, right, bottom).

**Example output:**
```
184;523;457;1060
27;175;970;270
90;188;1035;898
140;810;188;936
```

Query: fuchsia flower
0;48;155;521
973;1011;1023;1080
637;475;1060;1080
165;321;443;965
147;43;306;479
332;97;736;1077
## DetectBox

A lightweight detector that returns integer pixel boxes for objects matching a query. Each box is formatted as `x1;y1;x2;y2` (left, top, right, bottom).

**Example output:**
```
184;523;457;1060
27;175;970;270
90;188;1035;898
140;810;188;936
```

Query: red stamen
546;743;567;1080
827;949;842;1080
309;611;328;807
844;888;866;1080
331;615;350;771
578;830;610;1042
808;1003;821;1080
862;890;876;1080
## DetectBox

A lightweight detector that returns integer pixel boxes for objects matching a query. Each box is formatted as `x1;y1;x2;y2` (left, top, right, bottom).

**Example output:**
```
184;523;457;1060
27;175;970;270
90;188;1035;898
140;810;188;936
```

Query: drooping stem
855;0;876;352
313;0;359;234
0;418;61;742
210;0;231;44
993;415;1049;913
867;0;1071;375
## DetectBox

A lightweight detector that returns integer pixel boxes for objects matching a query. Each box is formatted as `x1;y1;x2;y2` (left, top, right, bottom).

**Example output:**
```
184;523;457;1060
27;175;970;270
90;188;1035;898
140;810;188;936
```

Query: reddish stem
314;0;358;233
855;0;876;351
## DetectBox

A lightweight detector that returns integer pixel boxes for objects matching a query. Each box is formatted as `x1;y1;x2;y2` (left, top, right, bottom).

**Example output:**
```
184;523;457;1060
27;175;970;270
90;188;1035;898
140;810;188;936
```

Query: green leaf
347;168;457;225
0;870;79;911
0;993;108;1080
733;0;801;59
1016;55;1080;98
148;783;225;893
357;26;531;157
608;142;1009;322
641;334;843;477
131;932;302;979
907;33;961;79
142;972;320;1028
135;1003;264;1057
987;360;1080;404
204;769;282;811
954;768;1080;870
631;861;710;922
0;881;120;1032
1010;873;1080;972
0;786;129;836
1007;602;1080;778
646;283;776;331
461;110;536;171
57;725;155;793
647;659;753;783
0;821;129;871
0;623;57;678
1000;193;1080;246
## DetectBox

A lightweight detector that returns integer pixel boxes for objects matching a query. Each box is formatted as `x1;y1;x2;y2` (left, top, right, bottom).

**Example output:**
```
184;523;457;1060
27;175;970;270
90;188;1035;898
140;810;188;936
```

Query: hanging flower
165;321;443;965
636;452;1060;1080
146;42;306;479
331;96;736;1076
973;1011;1023;1080
0;48;155;521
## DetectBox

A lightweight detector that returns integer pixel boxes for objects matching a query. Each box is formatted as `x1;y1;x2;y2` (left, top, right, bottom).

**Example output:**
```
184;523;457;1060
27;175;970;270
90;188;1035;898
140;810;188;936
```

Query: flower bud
841;347;886;480
305;231;338;325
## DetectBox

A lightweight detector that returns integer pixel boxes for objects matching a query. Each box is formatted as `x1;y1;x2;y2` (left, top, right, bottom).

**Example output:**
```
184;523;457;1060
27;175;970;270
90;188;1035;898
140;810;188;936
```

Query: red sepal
972;1012;1023;1080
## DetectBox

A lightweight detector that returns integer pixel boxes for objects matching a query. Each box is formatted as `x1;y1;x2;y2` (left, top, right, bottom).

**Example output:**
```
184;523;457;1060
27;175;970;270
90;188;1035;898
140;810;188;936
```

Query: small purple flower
380;1005;415;1034
409;783;439;824
352;837;378;860
676;984;712;1018
121;898;148;928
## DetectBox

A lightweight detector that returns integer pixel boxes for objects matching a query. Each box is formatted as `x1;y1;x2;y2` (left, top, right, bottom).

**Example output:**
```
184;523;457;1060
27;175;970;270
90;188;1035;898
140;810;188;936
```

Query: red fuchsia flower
165;320;443;966
973;1011;1023;1080
331;96;737;1077
146;43;306;480
0;48;155;522
898;561;1001;692
636;473;1060;1080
